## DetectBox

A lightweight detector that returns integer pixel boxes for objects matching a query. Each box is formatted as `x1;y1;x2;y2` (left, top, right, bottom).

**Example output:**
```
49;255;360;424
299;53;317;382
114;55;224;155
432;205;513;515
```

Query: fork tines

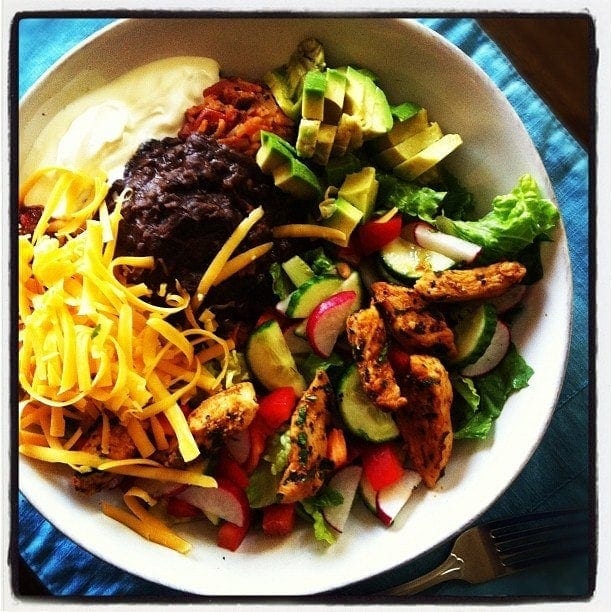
487;509;590;569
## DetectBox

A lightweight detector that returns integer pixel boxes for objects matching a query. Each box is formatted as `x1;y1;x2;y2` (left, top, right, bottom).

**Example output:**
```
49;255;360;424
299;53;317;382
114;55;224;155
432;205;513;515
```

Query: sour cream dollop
21;56;220;184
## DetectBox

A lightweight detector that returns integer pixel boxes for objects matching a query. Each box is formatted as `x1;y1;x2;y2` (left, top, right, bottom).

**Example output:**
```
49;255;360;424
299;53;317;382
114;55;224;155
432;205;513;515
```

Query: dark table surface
14;14;595;600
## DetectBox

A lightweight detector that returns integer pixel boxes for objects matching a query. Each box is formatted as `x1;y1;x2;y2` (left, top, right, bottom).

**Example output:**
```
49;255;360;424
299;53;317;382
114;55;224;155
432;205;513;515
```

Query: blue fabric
15;16;592;600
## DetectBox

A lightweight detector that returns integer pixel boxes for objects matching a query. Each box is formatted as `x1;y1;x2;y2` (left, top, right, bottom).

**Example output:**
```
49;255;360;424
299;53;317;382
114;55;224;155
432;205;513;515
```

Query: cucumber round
449;303;498;369
337;364;399;442
378;236;455;283
246;319;306;394
285;274;344;318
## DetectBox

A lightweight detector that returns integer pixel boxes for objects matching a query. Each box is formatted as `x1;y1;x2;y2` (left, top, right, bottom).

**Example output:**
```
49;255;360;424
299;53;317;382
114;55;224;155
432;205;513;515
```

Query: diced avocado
296;118;321;158
302;69;327;121
332;113;362;157
256;131;297;174
273;156;323;201
393;133;463;181
321;197;364;245
368;84;393;139
264;69;302;121
391;101;422;122
375;122;443;169
325;153;362;186
323;68;347;124
282;255;315;287
313;123;338;166
338;166;379;222
341;66;366;116
368;107;429;153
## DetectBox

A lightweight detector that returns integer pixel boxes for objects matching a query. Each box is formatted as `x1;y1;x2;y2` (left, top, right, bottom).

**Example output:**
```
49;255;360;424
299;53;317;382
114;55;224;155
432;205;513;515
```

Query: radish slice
306;290;358;357
460;320;511;377
403;221;481;264
376;469;422;526
176;479;249;527
488;284;527;314
358;473;378;514
323;465;363;533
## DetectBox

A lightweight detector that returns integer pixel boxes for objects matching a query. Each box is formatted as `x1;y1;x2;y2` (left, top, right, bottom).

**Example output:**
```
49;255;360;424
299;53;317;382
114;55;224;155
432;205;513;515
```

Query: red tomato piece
357;215;402;255
166;497;201;519
243;415;273;474
217;518;251;552
257;387;298;430
262;503;296;536
361;442;404;491
216;454;250;489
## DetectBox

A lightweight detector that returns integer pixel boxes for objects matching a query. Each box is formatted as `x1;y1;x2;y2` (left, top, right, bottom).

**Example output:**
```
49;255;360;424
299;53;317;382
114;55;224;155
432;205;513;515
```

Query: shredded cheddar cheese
272;223;347;245
18;165;269;554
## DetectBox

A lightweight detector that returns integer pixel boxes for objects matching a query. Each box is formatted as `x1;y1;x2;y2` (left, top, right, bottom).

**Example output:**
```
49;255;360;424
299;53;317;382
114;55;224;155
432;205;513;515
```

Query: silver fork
382;508;590;596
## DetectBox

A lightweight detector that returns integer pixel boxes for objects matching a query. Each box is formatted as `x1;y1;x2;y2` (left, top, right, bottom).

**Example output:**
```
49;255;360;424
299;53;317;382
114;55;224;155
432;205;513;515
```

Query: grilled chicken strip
277;369;333;503
394;354;453;488
413;261;526;302
188;382;259;451
346;304;408;411
371;281;457;359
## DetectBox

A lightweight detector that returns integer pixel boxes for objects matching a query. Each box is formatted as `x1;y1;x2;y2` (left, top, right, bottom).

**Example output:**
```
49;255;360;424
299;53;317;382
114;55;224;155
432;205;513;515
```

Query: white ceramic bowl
19;17;571;596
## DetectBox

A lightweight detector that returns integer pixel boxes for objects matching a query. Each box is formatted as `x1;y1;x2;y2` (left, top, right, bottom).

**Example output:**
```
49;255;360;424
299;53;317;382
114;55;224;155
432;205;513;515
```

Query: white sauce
21;56;220;184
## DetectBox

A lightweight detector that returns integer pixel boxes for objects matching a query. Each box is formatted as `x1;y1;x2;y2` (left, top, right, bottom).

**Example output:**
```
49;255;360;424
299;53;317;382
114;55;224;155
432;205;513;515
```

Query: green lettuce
452;344;534;439
298;487;343;545
436;174;560;264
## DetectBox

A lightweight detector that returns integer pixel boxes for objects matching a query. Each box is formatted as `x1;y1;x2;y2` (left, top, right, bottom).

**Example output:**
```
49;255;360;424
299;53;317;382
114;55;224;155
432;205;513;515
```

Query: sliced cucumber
378;236;455;284
246;319;306;394
282;255;315;288
339;270;365;313
285;274;344;318
449;303;498;369
337;364;400;442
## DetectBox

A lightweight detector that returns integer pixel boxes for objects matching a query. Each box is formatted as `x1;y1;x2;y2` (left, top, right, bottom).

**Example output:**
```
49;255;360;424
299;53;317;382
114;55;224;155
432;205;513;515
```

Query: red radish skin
460;320;511;377
322;465;363;533
376;470;422;526
176;478;250;527
403;220;481;264
306;290;358;357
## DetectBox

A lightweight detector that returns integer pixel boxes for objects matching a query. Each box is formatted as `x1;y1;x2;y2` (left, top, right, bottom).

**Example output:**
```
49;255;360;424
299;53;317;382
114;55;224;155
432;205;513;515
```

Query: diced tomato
257;387;297;430
166;497;201;518
216;454;250;489
243;415;273;474
326;427;348;469
357;214;402;255
217;515;251;551
262;503;296;536
388;344;412;377
361;441;405;491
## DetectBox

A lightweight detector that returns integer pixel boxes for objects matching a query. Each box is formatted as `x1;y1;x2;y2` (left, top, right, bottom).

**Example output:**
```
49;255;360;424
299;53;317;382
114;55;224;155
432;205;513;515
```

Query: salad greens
435;174;560;264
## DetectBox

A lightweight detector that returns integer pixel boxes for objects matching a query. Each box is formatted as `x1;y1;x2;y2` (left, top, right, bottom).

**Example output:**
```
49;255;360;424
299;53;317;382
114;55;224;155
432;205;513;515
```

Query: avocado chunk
374;122;443;169
368;107;429;153
273;156;323;201
323;68;347;124
256;130;297;173
393;133;463;181
342;66;367;116
264;69;302;121
302;69;327;121
295;118;321;158
321;197;364;245
325;153;362;186
313;123;338;166
338;166;379;222
332;113;362;157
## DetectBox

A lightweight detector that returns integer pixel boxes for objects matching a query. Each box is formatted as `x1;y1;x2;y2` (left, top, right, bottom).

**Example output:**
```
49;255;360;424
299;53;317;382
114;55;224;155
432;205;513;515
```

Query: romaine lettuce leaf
452;343;534;439
435;174;559;264
298;487;343;545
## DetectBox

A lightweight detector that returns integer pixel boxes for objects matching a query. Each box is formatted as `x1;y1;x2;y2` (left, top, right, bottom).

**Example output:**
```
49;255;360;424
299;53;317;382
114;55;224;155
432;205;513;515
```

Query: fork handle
382;553;464;596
